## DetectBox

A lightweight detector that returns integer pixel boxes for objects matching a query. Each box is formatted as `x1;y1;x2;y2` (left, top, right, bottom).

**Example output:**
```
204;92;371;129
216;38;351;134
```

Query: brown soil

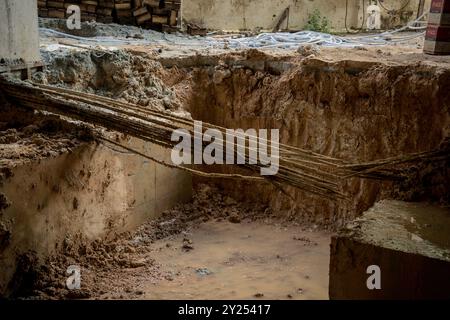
183;50;450;227
36;49;185;114
0;101;93;181
18;184;324;300
29;48;450;228
2;29;449;299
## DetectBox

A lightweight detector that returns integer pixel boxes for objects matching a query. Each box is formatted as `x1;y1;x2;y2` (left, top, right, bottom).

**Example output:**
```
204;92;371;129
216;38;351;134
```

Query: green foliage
304;9;331;33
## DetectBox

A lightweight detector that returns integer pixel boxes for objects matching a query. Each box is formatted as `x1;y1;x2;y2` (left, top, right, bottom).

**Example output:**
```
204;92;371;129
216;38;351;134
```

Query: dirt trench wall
182;54;450;227
0;138;192;297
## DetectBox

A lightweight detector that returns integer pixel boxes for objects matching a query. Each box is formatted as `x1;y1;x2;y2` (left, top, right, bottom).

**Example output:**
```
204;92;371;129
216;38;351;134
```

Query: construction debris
186;22;207;36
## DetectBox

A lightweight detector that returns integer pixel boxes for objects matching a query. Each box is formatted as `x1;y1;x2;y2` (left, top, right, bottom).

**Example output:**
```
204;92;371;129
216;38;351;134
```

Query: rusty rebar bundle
1;77;448;201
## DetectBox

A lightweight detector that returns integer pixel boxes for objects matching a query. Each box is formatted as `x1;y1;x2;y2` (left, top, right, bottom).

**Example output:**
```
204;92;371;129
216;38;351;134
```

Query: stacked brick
97;1;115;24
37;0;181;31
38;1;101;21
115;0;134;25
132;0;180;32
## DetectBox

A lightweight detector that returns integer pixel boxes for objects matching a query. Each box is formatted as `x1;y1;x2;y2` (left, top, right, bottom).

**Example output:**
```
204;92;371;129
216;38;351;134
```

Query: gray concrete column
0;0;40;64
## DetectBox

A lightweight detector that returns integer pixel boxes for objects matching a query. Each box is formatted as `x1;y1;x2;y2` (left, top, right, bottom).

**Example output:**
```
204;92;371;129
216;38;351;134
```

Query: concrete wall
0;138;192;296
182;0;431;32
329;201;450;299
0;0;41;63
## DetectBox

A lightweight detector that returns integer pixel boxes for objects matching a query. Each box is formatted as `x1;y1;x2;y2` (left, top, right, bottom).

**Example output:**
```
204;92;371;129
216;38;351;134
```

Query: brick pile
37;0;181;31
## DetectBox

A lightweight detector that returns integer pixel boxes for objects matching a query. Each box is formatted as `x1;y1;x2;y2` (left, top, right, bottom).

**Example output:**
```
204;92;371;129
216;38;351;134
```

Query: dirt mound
35;49;183;112
0;102;94;176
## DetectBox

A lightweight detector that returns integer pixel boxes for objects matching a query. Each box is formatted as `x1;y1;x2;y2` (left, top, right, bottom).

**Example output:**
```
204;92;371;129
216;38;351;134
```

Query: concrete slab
329;200;450;300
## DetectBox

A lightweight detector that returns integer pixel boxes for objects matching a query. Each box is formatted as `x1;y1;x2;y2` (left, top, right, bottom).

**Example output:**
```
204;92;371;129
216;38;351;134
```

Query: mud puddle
134;221;330;300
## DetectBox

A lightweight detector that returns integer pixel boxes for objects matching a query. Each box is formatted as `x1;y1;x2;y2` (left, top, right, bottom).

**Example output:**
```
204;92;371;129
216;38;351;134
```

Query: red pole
424;0;450;55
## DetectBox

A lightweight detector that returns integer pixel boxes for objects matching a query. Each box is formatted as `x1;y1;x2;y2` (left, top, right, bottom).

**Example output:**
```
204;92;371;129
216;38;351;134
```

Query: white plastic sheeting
39;13;428;50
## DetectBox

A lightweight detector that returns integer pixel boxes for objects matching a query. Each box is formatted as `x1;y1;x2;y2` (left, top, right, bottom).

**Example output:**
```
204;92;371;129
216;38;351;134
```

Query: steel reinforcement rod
1;77;347;199
1;77;448;200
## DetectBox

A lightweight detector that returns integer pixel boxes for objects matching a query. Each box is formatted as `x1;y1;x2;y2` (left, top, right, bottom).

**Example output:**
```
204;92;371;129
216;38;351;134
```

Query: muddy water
143;221;331;300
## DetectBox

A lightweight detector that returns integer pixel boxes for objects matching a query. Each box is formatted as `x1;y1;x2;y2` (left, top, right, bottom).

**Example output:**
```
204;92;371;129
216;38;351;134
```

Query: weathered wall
0;138;192;296
182;0;431;32
0;0;41;63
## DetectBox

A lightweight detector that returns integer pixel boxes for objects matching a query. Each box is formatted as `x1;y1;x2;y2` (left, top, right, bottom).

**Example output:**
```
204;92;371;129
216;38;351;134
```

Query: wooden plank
133;7;149;17
143;0;160;8
170;10;177;26
136;12;152;24
115;3;131;10
152;14;168;24
273;6;290;32
48;9;65;18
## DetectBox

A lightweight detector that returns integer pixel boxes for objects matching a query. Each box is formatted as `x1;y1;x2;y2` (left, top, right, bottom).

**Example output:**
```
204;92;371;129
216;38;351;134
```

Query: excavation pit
0;42;449;299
